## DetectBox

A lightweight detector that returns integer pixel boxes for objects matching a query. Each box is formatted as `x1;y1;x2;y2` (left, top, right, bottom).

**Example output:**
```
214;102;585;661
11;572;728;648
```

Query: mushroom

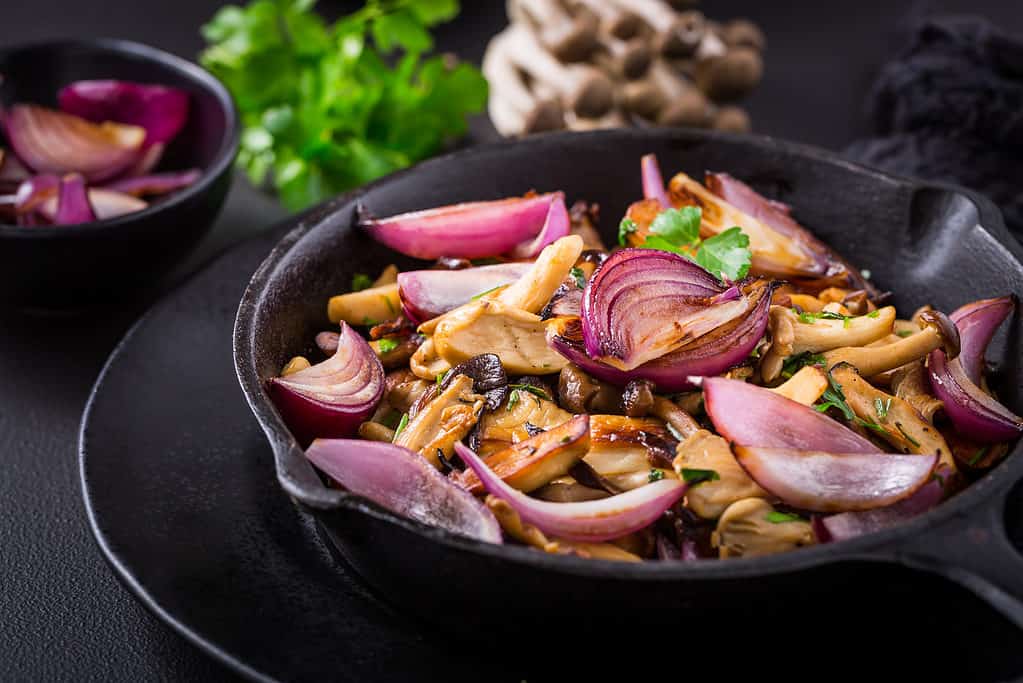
712;498;815;558
568;201;607;251
372;264;399;287
829;363;955;471
280;356;310;377
495;234;584;313
441;353;510;411
384;369;431;413
565;108;629;131
553;539;644;561
694;46;763;101
502;25;616;118
559;362;624;413
592;35;653;81
392;373;485;468
648;59;712;126
711;105;751;133
327;282;400;326
483;31;566;136
507;0;601;63
357;421;395;442
572;0;645;40
410;337;452;381
673;430;768;520
891;360;945;424
476;386;573;455
769;365;828;405
486;495;554;550
533;478;611;502
759;305;896;383
369;334;424;370
650;395;701;438
454;414;590;493
721;18;766;51
584;415;679;489
822;309;960;377
612;0;706;57
621;379;656;417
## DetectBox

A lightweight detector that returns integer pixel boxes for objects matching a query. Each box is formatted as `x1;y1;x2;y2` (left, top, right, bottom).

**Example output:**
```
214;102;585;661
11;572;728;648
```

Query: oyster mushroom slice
673;429;767;520
454;414;591;494
392;373;485;468
712;498;815;559
891;360;944;424
822;309;959;377
499;234;584;314
476;390;573;456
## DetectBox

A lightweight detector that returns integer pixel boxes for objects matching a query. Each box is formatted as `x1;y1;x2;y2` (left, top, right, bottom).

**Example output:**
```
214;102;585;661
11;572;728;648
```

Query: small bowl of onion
0;39;238;307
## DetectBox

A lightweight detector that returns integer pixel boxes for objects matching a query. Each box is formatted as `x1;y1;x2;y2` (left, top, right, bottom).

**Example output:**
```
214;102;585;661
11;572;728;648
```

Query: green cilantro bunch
200;0;487;210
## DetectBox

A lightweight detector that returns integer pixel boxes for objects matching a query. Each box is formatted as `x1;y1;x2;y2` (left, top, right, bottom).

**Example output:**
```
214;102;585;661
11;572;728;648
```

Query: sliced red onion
124;143;165;177
306;439;501;543
58;80;190;145
454;442;686;542
581;248;747;370
14;174;60;212
104;169;201;197
815;469;946;542
640;153;670;208
734;446;938;513
397;262;532;323
703;377;882;452
39;188;148;222
928;296;1022;443
269;322;384;445
359;193;559;260
54;174;96;225
0;148;30;184
507;194;571;258
547;279;773;391
4;105;146;181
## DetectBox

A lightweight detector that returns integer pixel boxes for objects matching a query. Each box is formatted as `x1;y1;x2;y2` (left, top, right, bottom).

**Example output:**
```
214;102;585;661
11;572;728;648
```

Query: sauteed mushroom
674;430;767;519
393;374;485;468
712;498;815;558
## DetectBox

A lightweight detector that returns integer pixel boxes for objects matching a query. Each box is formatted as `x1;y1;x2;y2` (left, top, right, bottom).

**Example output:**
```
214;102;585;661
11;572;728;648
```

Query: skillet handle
874;479;1023;629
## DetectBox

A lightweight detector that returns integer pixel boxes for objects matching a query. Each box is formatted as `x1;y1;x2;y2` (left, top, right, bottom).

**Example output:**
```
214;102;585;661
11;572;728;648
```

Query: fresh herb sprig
201;0;486;210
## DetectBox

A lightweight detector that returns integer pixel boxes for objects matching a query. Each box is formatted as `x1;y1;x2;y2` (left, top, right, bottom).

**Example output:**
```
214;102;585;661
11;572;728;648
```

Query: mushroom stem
651;396;701;439
822;310;959;377
502;25;616;118
611;0;705;57
483;31;566;135
891;360;944;425
647;59;711;126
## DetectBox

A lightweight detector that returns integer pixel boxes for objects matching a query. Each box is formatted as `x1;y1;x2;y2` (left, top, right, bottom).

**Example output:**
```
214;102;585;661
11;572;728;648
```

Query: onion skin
104;169;201;197
5;105;146;182
734;446;938;513
507;194;571;258
640;153;670;208
54;174;96;225
269;323;384;446
703;377;881;452
397;262;532;323
360;193;560;260
58;80;190;145
547;279;774;391
928;296;1022;443
306;439;502;543
455;442;687;543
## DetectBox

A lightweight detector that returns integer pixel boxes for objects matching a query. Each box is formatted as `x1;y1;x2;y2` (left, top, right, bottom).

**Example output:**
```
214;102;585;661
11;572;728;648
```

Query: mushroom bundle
483;0;765;136
271;153;1021;562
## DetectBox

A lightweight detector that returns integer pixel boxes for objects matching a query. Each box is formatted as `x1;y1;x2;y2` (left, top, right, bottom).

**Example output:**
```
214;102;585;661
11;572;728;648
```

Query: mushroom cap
565;68;616;118
659;11;707;57
723;18;767;52
523;99;568;134
544;12;601;63
712;106;752;133
696;47;764;101
657;89;712;127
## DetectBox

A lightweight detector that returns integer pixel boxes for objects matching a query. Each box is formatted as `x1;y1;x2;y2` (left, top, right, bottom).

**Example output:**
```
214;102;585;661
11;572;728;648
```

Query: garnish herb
874;397;891;421
618;217;638;245
377;337;399;353
392;412;409;441
795;309;851;326
435;369;449;387
867;310;880;318
780;351;826;379
362;316;379;326
508;383;551;401
506;390;520;411
896;330;914;338
649;206;701;245
351;272;373;291
968;446;989;466
569;266;586;290
815;371;855;421
382;294;397;315
895;421;921;447
854;417;888;435
560;435;572;444
201;0;486;210
680;468;720;485
471;284;503;300
648;469;665;482
633;206;752;282
765;511;804;524
695;227;752;282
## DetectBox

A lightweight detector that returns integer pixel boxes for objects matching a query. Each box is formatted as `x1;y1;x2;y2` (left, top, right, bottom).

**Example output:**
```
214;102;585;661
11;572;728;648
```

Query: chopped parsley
471;285;503;300
680;468;720;485
362;316;379;326
648;469;665;482
874;397;891;421
391;413;409;442
570;266;586;290
649;206;701;245
618;217;638;245
896;330;914;338
968;446;990;466
377;337;400;353
560;435;572;444
508;383;551;401
382;294;397;315
815;371;855;421
780;352;826;379
895;421;921;448
351;273;373;291
867;310;880;318
506;390;521;411
795;309;851;326
765;511;804;524
631;206;752;282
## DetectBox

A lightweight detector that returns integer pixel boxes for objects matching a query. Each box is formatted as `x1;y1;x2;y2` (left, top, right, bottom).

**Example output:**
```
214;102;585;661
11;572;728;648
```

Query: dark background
3;1;1023;680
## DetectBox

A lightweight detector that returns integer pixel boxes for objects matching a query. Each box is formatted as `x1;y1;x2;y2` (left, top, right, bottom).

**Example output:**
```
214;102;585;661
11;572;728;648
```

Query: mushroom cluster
483;0;764;136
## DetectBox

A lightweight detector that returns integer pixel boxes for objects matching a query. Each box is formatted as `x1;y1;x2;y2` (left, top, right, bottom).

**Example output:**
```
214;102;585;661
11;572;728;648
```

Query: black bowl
235;129;1023;639
0;39;238;307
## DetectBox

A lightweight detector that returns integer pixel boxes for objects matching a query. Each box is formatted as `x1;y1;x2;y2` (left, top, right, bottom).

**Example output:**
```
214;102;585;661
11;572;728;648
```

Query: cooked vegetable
58;80;189;145
673;429;766;519
640;153;670;208
398;263;532;322
712;498;814;558
327;283;400;325
392;373;484;467
815;472;946;542
104;169;202;197
53;174;96;225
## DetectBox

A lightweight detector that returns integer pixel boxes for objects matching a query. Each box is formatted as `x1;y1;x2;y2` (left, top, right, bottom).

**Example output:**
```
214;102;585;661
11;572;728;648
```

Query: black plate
81;210;1023;682
234;129;1023;639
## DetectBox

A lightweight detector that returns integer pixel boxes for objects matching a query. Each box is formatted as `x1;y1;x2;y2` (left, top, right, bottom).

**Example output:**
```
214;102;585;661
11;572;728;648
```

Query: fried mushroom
712;498;815;558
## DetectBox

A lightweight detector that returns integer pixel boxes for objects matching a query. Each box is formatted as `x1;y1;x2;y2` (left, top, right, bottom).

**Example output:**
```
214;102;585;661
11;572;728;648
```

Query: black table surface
3;1;1023;680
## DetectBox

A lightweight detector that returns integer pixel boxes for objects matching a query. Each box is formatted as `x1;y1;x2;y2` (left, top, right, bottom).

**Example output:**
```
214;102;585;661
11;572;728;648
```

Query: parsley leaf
896;330;914;338
351;273;373;291
874;397;891;421
780;352;826;379
765;511;805;524
629;204;751;282
391;412;409;441
968;446;989;466
570;266;586;290
815;370;855;421
377;337;399;353
471;284;503;300
648;469;665;482
895;421;921;447
680;468;720;485
508;383;551;401
618;217;638;246
649;206;702;245
694;227;751;281
506;390;520;411
867;310;880;319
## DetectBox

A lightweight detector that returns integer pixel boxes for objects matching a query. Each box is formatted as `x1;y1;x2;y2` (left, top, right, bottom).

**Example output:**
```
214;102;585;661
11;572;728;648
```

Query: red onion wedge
547;279;774;391
39;188;147;222
124;143;165;177
703;377;882;452
58;80;190;145
104;169;201;197
54;174;96;225
734;446;938;513
455;442;687;543
5;105;146;182
359;193;560;260
507;193;571;258
269;322;384;445
929;296;1022;443
581;248;749;370
640;153;670;208
305;439;501;543
814;468;947;542
397;262;532;323
14;174;60;213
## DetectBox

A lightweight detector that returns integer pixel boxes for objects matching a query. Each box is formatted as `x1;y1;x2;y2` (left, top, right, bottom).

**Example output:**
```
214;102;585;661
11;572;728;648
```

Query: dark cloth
845;16;1023;235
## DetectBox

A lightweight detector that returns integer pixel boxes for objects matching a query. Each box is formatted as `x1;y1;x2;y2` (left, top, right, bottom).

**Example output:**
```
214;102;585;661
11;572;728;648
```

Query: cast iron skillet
234;128;1023;637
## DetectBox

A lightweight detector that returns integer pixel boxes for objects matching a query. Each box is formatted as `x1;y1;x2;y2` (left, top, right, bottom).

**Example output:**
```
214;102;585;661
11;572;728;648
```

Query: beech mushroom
892;360;945;424
673;430;768;519
649;60;712;126
508;0;600;63
357;421;395;442
496;234;584;313
722;18;766;51
327;282;400;326
483;31;566;136
829;363;956;471
694;46;763;101
502;25;616;118
384;368;431;413
711;105;751;132
712;498;815;558
393;374;485;468
476;387;573;455
572;0;645;39
592;35;653;81
613;0;705;57
822;309;960;377
650;396;701;439
559;363;624;413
